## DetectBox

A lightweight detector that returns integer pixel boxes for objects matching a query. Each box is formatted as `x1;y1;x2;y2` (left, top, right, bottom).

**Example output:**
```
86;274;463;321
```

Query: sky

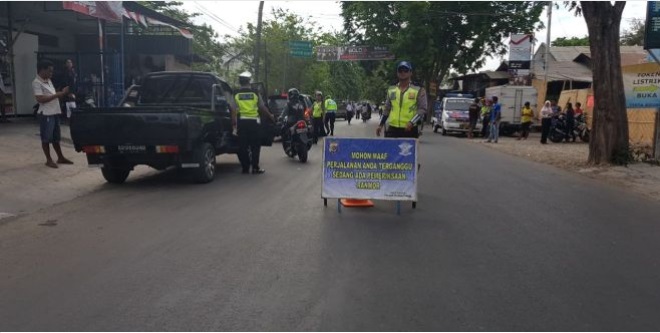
181;1;650;72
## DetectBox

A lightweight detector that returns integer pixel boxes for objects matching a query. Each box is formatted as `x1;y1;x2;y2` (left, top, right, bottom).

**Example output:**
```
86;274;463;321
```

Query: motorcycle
361;109;371;122
549;114;590;143
280;116;312;163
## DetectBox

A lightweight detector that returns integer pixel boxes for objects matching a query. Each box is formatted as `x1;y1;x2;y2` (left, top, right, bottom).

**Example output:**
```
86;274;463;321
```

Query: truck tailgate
70;108;190;148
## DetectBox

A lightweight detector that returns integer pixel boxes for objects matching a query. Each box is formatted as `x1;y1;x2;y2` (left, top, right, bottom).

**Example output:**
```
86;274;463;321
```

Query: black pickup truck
70;71;246;184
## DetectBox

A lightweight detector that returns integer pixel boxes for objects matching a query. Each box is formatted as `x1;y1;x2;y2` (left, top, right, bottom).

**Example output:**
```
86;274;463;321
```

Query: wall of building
12;31;38;115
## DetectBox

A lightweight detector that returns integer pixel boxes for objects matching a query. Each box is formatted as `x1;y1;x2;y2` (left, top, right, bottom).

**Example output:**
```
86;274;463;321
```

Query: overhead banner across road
316;46;395;62
322;138;418;201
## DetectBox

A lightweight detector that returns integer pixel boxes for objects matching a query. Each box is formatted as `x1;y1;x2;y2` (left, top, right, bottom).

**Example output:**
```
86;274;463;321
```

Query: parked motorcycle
281;116;312;163
549;114;590;143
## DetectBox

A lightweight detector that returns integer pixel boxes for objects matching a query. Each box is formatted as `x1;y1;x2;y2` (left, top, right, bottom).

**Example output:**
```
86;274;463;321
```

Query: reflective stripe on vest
313;101;323;118
387;85;419;128
234;91;259;119
325;99;337;112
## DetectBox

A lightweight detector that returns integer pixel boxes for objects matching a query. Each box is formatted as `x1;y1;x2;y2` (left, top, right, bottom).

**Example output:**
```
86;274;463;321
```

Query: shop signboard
623;63;660;108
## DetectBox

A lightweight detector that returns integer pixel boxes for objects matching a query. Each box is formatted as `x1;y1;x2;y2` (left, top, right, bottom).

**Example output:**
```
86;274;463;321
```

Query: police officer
311;91;326;144
324;94;338;136
234;71;274;174
376;61;427;138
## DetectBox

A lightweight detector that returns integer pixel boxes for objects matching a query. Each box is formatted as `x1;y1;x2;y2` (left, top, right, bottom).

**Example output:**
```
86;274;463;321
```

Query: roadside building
0;1;202;116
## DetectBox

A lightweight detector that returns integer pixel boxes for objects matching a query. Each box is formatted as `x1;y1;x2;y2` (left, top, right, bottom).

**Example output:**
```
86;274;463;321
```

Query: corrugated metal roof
483;71;510;80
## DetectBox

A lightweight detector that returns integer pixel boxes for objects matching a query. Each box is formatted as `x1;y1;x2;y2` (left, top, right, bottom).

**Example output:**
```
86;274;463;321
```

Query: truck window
139;74;216;105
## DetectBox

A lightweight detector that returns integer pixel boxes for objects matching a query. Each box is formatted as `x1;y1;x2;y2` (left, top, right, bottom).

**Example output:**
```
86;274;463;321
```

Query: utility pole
253;1;264;82
543;1;552;86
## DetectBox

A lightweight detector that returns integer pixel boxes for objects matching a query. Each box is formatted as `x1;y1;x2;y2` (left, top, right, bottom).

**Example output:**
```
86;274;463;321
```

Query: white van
431;95;482;136
485;85;538;136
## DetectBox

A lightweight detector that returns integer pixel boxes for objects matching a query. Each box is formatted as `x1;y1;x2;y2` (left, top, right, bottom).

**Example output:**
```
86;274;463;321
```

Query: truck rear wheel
192;142;216;183
101;167;130;184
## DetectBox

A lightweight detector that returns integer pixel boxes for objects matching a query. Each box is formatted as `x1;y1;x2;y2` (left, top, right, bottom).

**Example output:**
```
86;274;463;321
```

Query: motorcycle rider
311;91;326;144
283;88;306;133
234;71;274;175
376;61;427;138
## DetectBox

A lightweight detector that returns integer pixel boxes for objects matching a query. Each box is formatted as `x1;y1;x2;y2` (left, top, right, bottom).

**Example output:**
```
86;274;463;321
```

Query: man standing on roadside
324;95;337;136
467;98;480;139
486;96;501;143
33;60;74;168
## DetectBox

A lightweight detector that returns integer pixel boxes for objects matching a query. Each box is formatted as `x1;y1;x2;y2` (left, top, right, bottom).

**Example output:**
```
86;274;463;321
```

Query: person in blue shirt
486;96;501;143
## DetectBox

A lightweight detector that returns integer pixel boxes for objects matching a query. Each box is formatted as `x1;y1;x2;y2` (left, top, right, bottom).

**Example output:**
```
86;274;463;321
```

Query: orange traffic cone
340;198;375;207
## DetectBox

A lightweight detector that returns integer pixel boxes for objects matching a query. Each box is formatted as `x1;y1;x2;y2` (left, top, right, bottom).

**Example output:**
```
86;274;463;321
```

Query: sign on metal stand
321;137;418;215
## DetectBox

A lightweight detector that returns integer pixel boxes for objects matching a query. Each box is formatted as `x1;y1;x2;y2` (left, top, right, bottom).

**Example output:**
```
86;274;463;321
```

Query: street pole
120;17;125;93
543;1;552;91
283;42;288;93
253;1;264;82
7;2;17;119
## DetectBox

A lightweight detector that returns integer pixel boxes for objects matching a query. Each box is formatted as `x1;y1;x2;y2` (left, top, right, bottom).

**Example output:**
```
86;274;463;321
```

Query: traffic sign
289;40;313;58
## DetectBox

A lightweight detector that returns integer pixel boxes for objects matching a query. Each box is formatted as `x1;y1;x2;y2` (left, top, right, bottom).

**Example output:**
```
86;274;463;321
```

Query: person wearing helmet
234;71;274;174
311;91;326;144
376;61;427;138
284;88;306;125
324;94;337;136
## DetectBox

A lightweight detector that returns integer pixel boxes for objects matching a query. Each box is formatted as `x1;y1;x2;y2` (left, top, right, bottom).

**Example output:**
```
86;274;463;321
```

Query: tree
567;1;629;165
620;19;645;46
551;36;590;46
341;1;546;106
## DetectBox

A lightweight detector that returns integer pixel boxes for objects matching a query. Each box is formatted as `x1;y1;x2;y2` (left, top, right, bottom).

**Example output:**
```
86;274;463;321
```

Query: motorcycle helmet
238;71;252;85
287;88;300;100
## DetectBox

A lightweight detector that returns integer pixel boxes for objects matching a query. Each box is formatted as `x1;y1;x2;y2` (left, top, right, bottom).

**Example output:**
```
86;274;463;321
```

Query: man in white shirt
32;60;73;168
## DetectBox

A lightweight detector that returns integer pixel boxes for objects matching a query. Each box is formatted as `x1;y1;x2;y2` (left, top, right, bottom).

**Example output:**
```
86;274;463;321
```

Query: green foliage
225;8;369;99
552;36;590;46
620;19;645;46
341;1;546;91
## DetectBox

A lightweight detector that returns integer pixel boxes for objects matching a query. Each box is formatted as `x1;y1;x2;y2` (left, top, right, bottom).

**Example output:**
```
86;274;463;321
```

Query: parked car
70;71;271;184
335;101;348;120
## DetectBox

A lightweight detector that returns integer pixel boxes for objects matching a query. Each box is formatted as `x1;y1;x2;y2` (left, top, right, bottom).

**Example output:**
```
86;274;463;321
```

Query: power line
191;1;242;34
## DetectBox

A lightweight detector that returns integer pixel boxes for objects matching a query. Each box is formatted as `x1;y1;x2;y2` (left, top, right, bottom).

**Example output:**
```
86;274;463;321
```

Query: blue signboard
322;138;418;201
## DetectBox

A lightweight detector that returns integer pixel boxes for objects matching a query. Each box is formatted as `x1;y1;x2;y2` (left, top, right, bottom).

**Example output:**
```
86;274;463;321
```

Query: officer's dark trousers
325;112;336;136
237;119;261;171
385;125;419;138
312;117;324;143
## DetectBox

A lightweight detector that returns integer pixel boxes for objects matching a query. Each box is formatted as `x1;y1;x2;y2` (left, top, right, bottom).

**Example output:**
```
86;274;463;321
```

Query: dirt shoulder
463;132;660;202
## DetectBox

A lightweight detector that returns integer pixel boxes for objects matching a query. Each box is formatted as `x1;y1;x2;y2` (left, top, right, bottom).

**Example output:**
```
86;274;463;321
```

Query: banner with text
322;138;417;201
509;34;533;86
63;1;124;22
316;46;395;62
623;63;660;108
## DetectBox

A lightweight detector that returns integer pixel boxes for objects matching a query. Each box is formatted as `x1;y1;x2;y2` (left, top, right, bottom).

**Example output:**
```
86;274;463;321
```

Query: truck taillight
82;145;105;154
155;145;179;153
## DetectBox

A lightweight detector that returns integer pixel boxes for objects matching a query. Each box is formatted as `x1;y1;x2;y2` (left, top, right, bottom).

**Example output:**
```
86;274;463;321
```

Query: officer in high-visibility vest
311;91;326;144
324;94;338;136
376;61;427;138
234;71;274;174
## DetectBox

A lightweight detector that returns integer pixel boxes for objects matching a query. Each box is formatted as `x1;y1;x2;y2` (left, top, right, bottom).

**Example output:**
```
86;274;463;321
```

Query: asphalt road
2;118;660;331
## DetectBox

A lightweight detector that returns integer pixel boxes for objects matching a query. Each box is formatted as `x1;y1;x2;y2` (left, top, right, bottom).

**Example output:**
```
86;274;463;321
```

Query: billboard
316;46;395;62
623;63;660;108
322;138;417;201
509;34;533;85
63;1;124;22
645;1;660;50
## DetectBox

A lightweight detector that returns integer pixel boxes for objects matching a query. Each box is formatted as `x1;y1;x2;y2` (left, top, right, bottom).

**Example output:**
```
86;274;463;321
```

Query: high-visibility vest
387;84;419;128
313;101;323;118
234;88;259;119
325;99;337;112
